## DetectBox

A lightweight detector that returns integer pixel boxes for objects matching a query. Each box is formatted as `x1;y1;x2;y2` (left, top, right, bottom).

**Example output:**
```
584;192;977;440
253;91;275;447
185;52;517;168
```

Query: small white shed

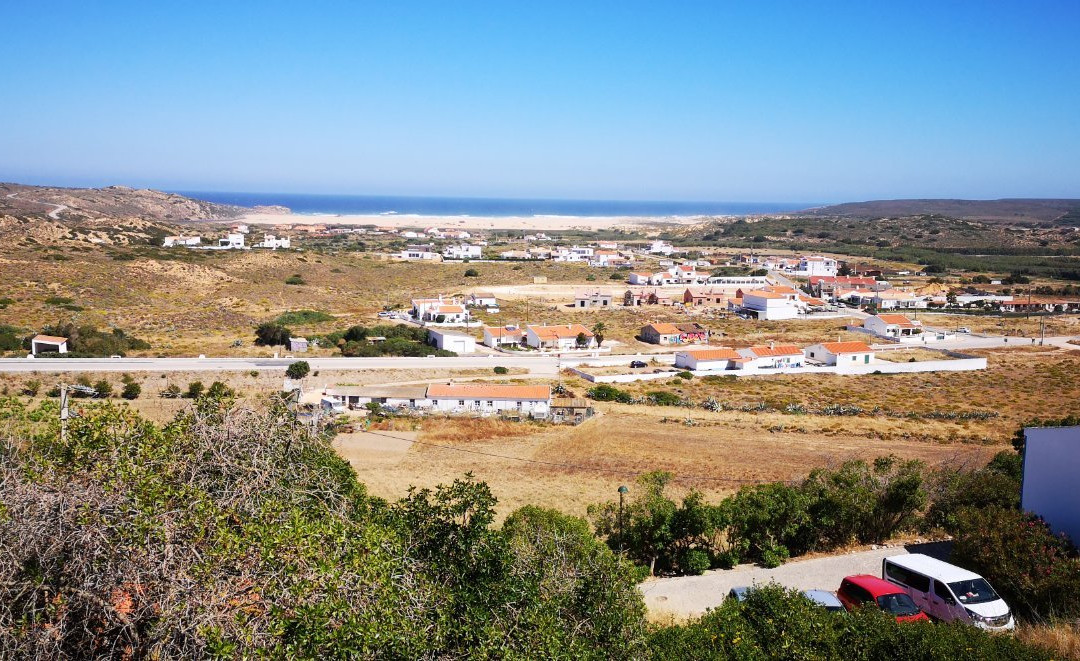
427;329;476;354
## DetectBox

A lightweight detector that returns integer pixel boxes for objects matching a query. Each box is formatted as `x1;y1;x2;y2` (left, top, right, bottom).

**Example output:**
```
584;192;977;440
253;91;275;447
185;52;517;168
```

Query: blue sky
2;1;1078;202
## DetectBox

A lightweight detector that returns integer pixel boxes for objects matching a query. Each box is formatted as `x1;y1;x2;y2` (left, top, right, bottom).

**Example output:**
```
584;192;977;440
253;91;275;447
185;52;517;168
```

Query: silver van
882;554;1014;630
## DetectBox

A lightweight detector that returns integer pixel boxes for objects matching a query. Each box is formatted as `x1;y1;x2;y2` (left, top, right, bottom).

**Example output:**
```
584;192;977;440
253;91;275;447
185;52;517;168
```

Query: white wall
1022;426;1080;545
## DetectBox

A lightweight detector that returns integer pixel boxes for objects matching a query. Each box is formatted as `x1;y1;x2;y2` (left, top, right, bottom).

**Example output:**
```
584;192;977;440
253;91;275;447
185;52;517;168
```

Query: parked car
836;575;929;622
726;586;749;602
629;360;648;369
803;590;845;613
377;311;392;318
883;554;1014;630
957;327;971;334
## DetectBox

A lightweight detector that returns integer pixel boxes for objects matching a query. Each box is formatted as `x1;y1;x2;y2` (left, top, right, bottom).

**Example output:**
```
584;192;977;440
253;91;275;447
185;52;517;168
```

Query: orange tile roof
684;348;740;360
527;324;594;340
484;326;522;338
645;323;681;334
745;290;786;299
819;341;873;354
426;384;550;400
438;305;466;313
765;286;798;295
874;314;916;328
745;344;803;357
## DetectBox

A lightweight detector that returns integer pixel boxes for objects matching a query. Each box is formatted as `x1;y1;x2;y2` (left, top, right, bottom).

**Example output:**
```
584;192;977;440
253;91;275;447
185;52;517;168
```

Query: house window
517;401;522;408
458;400;465;406
486;400;494;407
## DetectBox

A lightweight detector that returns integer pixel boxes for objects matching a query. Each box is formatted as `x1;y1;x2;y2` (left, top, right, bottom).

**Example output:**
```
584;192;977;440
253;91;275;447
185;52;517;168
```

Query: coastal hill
0;182;245;223
799;198;1080;225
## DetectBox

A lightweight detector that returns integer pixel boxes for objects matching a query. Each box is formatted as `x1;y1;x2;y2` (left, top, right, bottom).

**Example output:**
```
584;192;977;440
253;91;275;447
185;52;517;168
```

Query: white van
882;554;1014;630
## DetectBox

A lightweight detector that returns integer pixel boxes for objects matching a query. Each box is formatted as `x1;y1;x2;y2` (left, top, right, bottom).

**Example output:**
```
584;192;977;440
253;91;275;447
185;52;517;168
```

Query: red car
837;575;930;622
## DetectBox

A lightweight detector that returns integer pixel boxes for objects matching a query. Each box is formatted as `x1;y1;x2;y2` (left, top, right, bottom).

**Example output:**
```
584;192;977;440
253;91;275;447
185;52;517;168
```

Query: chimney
770;341;775;350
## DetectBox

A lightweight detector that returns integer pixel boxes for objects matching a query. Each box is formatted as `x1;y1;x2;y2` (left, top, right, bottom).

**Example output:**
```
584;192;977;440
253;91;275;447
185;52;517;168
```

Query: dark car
837;575;929;622
629;360;648;368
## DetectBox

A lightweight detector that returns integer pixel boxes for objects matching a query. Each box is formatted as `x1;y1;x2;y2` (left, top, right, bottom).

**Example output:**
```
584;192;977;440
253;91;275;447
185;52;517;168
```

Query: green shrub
285;274;305;285
275;309;333;325
93;380;112;399
254;322;291;347
586;384;633;403
285;361;311;380
121;382;141;400
493;366;508;375
21;379;41;397
646;391;682;406
680;548;710;576
952;506;1080;621
464;268;479;277
676;371;693;380
185;381;205;399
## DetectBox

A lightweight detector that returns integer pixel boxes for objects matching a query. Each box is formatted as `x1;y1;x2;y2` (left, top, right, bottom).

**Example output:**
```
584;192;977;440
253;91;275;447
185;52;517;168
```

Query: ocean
175;191;808;218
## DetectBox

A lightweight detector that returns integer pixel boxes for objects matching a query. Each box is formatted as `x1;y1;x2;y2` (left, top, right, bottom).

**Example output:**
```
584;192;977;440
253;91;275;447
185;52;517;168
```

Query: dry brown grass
1016;622;1080;660
874;348;957;363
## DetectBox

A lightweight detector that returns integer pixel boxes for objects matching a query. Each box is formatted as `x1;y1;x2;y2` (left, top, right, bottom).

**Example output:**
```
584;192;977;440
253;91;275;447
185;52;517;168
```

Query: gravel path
641;542;951;621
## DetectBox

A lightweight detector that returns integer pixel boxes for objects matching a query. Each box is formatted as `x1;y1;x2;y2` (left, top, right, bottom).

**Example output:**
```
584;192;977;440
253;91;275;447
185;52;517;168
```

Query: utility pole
1040;318;1045;346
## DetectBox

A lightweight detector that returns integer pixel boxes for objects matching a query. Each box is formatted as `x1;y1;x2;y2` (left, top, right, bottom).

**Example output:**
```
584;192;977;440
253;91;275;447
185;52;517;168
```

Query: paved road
641;542;950;619
0;355;564;374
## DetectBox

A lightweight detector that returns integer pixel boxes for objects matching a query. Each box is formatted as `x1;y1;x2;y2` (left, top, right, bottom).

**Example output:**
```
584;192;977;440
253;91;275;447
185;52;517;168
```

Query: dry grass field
331;344;1080;518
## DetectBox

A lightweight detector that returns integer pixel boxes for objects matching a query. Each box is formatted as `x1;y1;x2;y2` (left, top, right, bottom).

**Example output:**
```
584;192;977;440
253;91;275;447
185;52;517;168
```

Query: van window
885;563;931;592
948;578;1000;605
933;580;955;603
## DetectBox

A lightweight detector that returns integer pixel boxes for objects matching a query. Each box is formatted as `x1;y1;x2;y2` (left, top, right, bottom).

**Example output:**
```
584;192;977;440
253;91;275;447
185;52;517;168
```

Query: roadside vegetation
0;395;1065;658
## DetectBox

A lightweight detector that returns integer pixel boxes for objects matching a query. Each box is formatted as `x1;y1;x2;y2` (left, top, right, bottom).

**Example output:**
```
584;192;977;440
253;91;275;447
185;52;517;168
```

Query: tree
285;361;310;380
576;332;589;348
93;380;112;399
591;322;607;347
464;268;479;277
121;382;141;400
255;322;291;347
185;380;205;399
590;471;677;575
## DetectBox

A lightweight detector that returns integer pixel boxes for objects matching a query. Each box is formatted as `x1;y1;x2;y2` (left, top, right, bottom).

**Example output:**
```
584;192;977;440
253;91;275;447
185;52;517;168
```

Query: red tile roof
745;344;803;357
684;348;740;361
819;341;873;354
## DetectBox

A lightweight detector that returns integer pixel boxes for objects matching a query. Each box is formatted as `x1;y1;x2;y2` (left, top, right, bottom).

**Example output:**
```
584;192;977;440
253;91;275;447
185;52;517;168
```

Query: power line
351;427;793;485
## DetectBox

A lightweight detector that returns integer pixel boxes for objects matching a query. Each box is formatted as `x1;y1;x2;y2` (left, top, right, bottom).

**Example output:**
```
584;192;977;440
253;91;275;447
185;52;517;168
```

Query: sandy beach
238;211;707;232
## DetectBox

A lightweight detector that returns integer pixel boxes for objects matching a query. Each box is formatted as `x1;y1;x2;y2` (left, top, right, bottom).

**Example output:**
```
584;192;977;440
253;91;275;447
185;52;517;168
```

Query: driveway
640;542;951;621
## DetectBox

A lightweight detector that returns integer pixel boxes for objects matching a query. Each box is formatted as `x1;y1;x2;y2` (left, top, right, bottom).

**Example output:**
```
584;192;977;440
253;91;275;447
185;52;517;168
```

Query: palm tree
591;322;607;347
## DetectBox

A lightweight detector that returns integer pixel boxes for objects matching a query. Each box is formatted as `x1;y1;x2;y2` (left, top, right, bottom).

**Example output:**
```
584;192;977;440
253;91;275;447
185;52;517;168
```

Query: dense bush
254;322;291;347
26;323;150;357
331;324;454;357
274;309;333;326
185;380;205;399
648;584;1050;660
285;360;311;380
646;390;683;406
0;398;648;657
586;384;633;403
923;450;1021;532
952;506;1080;622
121;382;141;400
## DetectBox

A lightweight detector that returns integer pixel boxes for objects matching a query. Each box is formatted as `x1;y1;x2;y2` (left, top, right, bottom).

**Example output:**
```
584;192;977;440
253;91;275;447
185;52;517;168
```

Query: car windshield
876;593;921;617
948;579;1000;605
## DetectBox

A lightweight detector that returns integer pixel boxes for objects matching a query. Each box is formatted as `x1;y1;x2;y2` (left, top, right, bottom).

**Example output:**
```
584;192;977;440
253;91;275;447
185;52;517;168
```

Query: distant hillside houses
674;341;877;372
733;285;825;320
410;296;472;324
256;234;291;249
162;235;201;247
322;383;552;418
400;244;439;260
442;244;482;260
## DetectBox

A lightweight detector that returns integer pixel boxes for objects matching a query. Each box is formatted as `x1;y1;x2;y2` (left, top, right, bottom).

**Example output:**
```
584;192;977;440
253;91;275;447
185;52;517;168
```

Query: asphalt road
0;355;570;374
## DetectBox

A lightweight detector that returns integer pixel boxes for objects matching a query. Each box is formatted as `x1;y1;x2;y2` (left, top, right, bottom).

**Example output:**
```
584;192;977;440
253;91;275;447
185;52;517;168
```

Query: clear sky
2;1;1078;202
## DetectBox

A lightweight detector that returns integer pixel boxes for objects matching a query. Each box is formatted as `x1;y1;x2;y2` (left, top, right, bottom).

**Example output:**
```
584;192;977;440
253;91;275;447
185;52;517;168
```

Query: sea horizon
175;191;812;218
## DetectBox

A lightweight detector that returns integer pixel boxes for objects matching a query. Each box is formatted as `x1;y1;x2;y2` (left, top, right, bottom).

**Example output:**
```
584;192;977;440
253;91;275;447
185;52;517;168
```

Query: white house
648;240;674;255
217;233;246;249
400;244;439;260
468;292;498;308
427;329;475;354
163;235;201;247
735;344;804;369
482;326;524;348
411;297;471;324
232;223;250;234
794;256;838;277
804;341;875;366
256;234;291;249
863;314;923;340
674;348;741;371
587;250;624;267
288;337;309;352
872;290;928;309
741;290;799;320
442;244;482;260
427;384;551;417
525;324;596;351
573;291;613;308
31;334;68;355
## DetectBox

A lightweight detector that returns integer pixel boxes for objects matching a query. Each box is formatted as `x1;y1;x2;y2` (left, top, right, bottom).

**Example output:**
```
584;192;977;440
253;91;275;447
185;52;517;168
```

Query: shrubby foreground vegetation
0;395;1065;658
